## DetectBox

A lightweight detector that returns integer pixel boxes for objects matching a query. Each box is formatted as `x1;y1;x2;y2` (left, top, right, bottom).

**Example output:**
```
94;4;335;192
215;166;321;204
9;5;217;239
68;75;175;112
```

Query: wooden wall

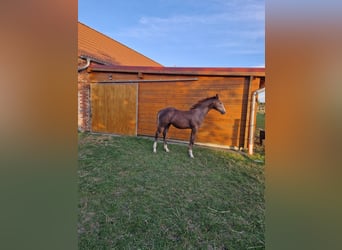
88;66;264;149
138;76;261;148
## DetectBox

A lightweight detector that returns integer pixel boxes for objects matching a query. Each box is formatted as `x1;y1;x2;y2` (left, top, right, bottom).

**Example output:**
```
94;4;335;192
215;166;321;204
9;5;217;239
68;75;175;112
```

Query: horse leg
188;127;197;158
163;124;171;152
153;126;162;153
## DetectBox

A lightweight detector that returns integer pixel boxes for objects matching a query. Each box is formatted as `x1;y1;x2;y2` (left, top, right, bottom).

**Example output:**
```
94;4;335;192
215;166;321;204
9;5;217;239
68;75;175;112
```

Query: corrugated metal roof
78;22;162;67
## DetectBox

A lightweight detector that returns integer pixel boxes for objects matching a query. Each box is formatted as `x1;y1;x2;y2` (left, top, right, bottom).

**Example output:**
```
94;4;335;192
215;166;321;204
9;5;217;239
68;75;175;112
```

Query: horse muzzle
219;107;226;114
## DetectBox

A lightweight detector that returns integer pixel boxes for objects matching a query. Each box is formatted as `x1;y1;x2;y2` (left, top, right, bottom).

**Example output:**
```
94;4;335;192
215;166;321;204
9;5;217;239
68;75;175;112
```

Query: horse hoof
164;145;170;152
188;150;194;158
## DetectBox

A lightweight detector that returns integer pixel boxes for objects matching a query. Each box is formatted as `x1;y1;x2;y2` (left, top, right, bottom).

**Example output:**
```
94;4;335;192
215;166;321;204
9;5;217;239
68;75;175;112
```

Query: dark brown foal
153;94;226;158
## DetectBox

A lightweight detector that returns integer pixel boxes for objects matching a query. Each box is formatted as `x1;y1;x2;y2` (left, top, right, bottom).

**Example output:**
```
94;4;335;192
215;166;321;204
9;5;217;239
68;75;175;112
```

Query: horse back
157;107;177;121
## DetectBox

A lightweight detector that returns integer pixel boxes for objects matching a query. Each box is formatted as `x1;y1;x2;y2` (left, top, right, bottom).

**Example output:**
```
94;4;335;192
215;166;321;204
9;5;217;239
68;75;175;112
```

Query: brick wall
78;70;91;131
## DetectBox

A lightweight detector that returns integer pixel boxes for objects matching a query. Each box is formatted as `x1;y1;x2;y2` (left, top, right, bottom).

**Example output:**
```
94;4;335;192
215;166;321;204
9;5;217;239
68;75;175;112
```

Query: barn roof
78;22;162;67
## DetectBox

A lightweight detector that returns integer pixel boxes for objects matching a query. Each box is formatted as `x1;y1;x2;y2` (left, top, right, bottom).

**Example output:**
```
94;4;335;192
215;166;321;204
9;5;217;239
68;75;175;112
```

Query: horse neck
193;102;213;120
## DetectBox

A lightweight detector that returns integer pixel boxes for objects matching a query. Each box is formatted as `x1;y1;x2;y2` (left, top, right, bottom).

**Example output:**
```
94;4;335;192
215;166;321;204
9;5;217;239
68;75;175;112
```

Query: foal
153;94;226;158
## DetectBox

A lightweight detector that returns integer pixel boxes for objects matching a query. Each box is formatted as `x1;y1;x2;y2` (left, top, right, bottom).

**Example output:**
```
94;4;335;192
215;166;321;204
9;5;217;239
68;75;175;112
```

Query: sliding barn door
91;83;137;135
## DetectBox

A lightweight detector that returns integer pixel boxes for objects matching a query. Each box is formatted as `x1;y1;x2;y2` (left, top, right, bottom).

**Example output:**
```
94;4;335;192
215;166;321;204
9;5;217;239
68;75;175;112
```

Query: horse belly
171;115;191;129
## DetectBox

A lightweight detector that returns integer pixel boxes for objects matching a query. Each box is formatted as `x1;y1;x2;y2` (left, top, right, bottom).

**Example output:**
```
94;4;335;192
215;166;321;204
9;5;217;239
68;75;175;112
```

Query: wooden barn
78;22;265;153
78;22;162;131
87;65;265;151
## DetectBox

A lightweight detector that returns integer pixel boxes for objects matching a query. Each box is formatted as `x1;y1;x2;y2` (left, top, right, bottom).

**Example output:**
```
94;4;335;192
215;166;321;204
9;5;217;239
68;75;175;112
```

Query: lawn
78;132;265;249
256;112;265;130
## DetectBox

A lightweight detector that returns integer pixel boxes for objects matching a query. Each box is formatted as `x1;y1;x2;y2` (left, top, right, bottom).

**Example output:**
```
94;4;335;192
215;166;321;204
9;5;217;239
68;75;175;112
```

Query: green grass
78;132;265;249
254;112;266;155
256;112;265;130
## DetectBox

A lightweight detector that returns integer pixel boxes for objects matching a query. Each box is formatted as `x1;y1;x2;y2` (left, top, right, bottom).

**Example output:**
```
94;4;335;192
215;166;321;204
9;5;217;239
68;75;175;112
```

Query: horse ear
215;94;219;99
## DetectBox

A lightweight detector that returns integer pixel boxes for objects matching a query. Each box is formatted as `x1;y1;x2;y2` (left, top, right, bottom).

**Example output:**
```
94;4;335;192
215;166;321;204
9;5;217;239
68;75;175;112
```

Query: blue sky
79;0;265;102
78;0;265;68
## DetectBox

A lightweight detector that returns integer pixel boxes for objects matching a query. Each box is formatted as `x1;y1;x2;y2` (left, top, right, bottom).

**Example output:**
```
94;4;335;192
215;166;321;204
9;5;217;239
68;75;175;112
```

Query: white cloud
119;0;264;39
113;0;264;66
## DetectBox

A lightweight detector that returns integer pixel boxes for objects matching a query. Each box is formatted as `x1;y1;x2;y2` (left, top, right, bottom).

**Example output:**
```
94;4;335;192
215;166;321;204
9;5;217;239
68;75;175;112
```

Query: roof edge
88;64;265;77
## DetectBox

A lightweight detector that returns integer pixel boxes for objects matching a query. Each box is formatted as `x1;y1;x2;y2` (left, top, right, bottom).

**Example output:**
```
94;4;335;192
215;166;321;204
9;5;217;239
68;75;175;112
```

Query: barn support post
240;76;253;149
248;87;265;155
135;83;139;135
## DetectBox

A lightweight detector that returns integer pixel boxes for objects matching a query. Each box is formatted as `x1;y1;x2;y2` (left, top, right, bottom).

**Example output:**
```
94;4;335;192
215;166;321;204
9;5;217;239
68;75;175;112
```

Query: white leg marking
153;142;157;153
189;149;194;158
164;144;170;152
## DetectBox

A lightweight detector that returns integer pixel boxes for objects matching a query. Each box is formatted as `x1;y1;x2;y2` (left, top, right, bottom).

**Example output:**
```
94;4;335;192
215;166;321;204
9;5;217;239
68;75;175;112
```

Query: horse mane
190;95;218;110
